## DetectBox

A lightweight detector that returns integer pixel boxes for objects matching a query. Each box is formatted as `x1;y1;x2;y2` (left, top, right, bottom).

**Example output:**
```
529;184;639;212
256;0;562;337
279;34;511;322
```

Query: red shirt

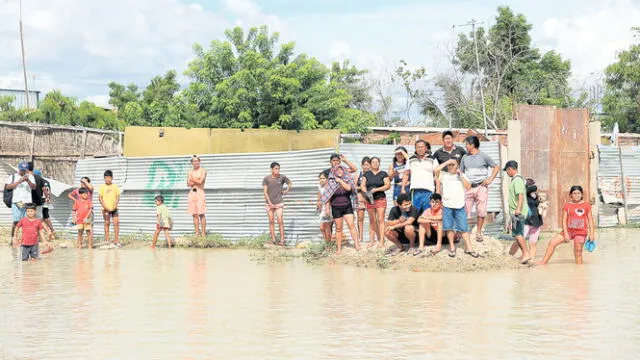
563;201;591;235
421;206;442;229
76;198;93;224
16;217;43;246
71;188;93;210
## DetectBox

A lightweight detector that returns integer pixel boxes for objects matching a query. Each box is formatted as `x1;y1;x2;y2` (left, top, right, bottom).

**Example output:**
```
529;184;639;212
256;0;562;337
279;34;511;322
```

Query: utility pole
19;0;30;109
455;19;487;136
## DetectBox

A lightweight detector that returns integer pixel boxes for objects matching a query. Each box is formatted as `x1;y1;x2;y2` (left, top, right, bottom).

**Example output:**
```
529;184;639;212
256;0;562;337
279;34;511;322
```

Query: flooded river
1;229;639;359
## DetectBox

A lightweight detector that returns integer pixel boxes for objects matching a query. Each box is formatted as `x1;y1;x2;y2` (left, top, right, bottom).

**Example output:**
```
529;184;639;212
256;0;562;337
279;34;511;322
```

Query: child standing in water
98;170;121;247
539;185;595;265
152;195;173;249
13;203;49;261
317;172;333;243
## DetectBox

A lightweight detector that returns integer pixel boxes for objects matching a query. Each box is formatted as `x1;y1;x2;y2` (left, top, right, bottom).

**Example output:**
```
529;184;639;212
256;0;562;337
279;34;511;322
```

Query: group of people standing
6;131;597;265
314;131;500;256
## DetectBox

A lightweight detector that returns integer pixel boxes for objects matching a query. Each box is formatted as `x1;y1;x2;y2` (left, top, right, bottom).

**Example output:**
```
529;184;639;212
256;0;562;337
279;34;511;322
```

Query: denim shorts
511;215;525;237
21;244;39;261
12;203;26;222
443;206;468;233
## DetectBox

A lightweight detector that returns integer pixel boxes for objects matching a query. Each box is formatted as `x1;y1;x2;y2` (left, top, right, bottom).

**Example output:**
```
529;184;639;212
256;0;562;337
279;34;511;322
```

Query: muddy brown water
1;229;639;359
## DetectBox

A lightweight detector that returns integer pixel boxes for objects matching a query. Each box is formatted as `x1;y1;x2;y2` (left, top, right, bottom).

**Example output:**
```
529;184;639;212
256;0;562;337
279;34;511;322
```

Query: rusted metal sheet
518;106;591;230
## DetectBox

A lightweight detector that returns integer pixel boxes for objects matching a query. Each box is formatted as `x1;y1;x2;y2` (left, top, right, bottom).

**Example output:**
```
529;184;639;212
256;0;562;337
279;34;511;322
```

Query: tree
183;25;375;132
431;6;574;129
602;28;640;132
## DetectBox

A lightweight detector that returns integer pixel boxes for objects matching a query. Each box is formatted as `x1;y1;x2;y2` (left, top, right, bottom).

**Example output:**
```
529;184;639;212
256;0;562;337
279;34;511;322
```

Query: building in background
0;88;40;109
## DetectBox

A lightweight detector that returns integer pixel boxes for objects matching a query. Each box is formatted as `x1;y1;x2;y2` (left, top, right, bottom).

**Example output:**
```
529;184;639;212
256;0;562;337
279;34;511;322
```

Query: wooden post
81;130;88;159
617;142;630;225
29;128;35;161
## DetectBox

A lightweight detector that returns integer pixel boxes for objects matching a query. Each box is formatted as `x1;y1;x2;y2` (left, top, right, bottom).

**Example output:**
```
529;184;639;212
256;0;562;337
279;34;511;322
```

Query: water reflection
0;229;638;359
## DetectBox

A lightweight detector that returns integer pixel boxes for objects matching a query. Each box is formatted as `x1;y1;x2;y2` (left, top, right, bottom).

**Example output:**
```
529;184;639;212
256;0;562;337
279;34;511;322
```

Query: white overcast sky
0;0;638;106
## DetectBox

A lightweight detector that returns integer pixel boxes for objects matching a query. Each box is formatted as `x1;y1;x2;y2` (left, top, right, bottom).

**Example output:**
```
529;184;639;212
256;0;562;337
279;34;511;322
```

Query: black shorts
42;207;50;219
103;209;119;218
396;226;418;244
331;204;353;219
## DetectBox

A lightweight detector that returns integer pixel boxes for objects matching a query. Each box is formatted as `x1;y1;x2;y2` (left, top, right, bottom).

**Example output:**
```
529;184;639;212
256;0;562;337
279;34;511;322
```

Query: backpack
3;175;15;208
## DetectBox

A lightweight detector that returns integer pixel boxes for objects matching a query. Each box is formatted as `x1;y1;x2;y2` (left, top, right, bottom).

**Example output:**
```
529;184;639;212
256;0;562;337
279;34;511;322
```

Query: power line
454;19;487;136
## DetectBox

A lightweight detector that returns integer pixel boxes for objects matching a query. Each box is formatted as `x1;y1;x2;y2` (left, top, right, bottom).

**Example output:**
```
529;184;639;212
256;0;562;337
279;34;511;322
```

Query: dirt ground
1;226;532;272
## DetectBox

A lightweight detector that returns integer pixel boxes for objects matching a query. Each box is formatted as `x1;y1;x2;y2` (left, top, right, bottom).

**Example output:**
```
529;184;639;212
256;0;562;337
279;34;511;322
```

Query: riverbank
1;226;532;272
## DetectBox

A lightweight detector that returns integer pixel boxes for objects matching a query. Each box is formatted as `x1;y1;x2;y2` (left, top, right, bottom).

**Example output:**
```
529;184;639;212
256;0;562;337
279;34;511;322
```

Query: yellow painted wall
124;127;339;157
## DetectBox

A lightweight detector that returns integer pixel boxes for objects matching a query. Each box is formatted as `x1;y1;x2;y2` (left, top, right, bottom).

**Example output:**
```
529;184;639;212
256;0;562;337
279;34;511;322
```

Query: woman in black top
362;157;390;248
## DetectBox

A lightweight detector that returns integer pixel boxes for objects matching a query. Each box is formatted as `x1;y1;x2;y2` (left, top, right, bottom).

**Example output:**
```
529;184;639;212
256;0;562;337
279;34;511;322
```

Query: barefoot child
76;188;94;249
539;185;595;265
99;170;121;247
262;162;292;246
434;159;480;258
317;172;332;243
152;195;173;249
69;177;93;225
415;193;443;256
13;203;49;261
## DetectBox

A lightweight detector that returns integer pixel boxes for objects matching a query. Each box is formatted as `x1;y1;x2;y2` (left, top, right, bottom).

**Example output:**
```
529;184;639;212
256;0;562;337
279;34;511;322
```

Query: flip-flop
464;250;480;258
429;249;442;256
448;249;456;258
412;249;424;256
521;258;532;265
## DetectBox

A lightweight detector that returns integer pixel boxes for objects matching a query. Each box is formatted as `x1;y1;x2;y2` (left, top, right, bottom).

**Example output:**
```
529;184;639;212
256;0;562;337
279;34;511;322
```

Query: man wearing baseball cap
4;161;36;241
504;160;532;264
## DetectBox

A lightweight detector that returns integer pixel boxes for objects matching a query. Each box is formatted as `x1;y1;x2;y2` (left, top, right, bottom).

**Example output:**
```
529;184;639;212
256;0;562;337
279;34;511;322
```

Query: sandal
412;249;424;256
429;248;442;256
448;249;456;258
476;233;484;243
464;250;480;258
521;258;532;265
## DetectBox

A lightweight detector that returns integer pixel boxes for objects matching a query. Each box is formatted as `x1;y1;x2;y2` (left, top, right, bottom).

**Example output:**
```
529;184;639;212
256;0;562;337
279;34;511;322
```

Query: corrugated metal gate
597;145;640;227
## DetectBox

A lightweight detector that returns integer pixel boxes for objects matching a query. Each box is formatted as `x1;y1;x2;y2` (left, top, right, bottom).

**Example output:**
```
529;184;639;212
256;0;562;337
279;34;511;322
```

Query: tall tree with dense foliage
425;6;573;129
182;25;375;133
602;28;640;132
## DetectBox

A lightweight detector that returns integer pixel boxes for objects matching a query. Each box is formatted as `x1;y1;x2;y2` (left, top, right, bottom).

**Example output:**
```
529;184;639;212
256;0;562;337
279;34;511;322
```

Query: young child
434;159;480;258
153;195;173;249
415;193;444;256
317;172;333;243
13;203;49;261
76;188;94;249
98;170;121;247
69;176;94;225
539;185;595;265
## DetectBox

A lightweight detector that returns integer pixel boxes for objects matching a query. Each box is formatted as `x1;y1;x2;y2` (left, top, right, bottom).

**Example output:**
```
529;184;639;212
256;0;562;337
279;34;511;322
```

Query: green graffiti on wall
144;160;188;208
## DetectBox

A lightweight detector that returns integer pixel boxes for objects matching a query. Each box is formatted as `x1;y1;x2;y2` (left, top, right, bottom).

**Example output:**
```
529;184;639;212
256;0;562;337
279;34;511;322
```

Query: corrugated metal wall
339;142;503;214
0;89;40;109
597;145;640;227
2;143;502;242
